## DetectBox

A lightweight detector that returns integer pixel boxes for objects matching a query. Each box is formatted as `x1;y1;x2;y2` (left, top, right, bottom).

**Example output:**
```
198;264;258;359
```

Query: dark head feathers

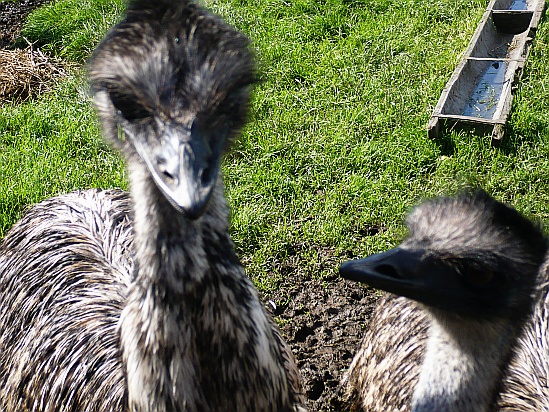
340;189;548;321
88;0;255;149
405;189;548;269
404;189;548;319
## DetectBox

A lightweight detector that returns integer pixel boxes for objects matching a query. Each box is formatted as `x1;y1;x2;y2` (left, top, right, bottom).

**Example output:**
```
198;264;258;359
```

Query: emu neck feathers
119;162;292;412
128;161;231;285
412;311;516;412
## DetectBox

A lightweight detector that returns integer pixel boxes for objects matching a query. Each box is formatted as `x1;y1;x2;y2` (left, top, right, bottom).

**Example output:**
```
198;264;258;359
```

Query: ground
0;1;379;410
0;0;65;104
0;0;50;47
264;269;379;411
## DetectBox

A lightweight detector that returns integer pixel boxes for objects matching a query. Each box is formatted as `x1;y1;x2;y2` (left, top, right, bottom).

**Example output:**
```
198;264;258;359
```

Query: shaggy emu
339;191;548;412
0;1;306;411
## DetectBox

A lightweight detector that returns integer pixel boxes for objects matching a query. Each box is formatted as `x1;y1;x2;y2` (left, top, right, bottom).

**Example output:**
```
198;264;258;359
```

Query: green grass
19;0;125;62
2;0;549;291
0;76;126;231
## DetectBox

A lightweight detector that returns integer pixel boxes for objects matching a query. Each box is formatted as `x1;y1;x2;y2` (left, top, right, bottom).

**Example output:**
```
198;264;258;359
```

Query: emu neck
128;161;231;287
119;162;289;412
412;310;516;412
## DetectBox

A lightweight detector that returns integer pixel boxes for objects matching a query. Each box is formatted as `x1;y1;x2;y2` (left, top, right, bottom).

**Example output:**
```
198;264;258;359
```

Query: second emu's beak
126;121;224;219
339;248;485;313
339;248;427;297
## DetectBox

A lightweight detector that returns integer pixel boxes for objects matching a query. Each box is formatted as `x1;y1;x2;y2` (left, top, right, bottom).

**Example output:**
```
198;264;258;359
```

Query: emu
0;1;306;411
339;190;548;412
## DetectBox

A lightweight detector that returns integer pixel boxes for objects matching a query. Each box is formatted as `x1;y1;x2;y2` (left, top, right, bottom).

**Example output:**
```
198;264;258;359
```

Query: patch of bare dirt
260;245;380;412
0;0;50;47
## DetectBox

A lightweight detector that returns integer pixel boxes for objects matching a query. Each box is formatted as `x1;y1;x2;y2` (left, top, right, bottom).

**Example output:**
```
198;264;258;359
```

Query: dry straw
0;40;66;105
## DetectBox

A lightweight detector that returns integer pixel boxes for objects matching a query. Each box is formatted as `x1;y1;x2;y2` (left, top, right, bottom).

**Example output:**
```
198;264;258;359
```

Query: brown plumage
342;294;427;412
340;191;549;412
498;271;549;411
0;1;305;411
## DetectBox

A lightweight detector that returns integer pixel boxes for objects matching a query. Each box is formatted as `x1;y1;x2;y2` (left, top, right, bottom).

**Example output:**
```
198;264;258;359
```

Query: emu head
340;190;548;321
88;0;255;219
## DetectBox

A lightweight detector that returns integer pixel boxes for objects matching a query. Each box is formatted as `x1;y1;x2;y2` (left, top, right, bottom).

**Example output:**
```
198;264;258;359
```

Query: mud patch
260;245;379;411
0;0;51;47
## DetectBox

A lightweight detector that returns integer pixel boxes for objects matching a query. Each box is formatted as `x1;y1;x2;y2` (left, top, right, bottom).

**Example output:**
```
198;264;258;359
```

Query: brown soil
255;243;380;411
263;270;379;411
0;1;380;410
0;0;51;47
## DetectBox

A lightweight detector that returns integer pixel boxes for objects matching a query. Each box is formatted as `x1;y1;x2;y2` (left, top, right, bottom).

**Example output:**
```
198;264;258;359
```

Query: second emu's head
340;190;548;322
88;0;255;219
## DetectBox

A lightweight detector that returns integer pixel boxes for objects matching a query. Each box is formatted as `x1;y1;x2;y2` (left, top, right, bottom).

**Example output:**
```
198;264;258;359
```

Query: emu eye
463;266;494;288
110;92;152;122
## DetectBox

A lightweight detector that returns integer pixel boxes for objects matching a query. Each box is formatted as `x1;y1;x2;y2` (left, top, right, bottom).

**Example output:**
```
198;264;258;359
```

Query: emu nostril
376;264;401;279
156;156;176;181
201;166;212;185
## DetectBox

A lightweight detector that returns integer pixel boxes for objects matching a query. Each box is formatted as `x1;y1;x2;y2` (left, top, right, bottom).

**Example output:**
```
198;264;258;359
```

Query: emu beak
339;248;479;311
340;248;426;294
125;122;224;219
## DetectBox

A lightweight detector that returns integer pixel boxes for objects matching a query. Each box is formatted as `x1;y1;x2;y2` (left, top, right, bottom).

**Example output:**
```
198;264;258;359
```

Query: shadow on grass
432;118;546;157
434;131;457;156
498;115;548;155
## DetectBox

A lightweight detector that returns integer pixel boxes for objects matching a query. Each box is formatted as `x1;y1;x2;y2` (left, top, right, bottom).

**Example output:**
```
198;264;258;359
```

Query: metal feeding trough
427;0;546;145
